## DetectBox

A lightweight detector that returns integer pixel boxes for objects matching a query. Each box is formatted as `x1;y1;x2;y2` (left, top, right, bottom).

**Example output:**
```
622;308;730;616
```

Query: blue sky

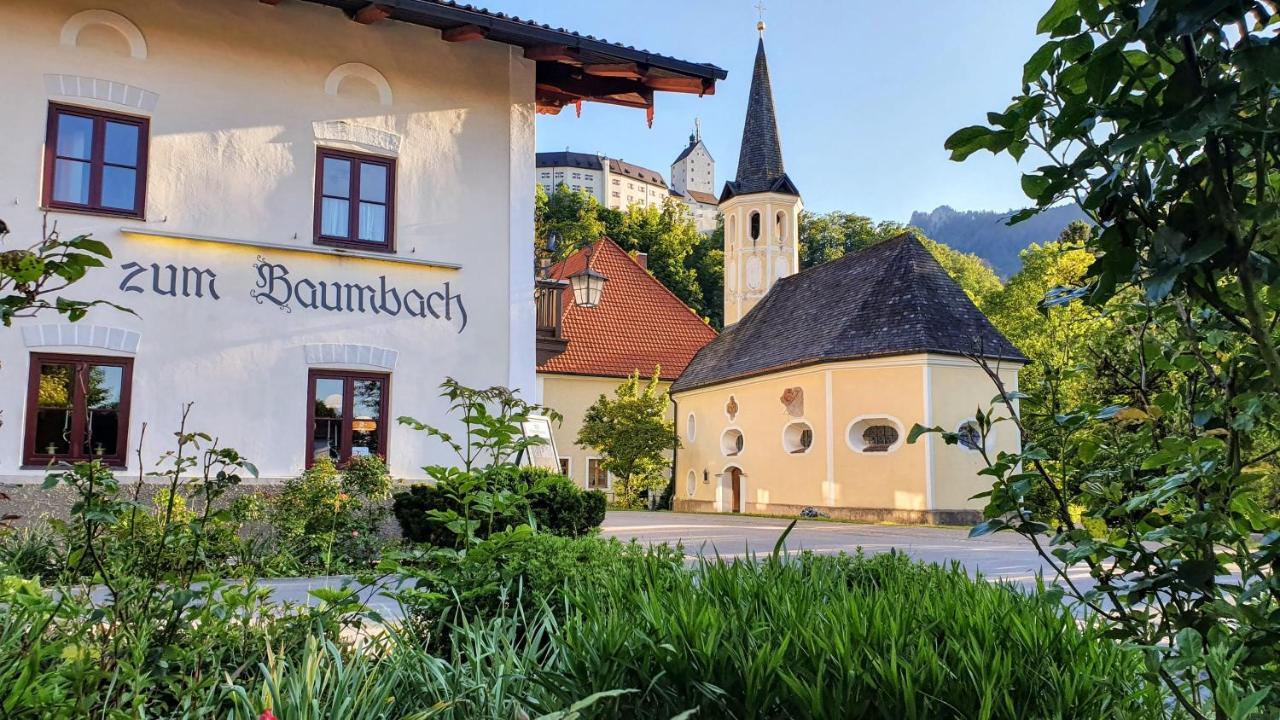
497;0;1048;222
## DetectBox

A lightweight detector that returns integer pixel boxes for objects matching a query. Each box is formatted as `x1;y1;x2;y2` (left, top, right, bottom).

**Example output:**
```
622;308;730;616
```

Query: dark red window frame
42;103;149;219
305;369;391;468
24;353;134;468
313;147;396;252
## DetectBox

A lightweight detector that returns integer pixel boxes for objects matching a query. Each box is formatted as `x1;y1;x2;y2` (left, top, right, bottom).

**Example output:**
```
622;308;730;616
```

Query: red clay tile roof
538;239;717;381
686;190;719;205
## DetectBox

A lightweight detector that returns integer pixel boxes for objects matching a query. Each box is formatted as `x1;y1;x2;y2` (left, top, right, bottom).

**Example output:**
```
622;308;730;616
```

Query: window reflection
351;378;384;457
34;364;74;456
312;377;345;462
84;365;123;457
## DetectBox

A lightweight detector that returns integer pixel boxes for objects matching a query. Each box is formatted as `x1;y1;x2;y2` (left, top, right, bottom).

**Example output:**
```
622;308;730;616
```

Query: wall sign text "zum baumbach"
117;255;468;333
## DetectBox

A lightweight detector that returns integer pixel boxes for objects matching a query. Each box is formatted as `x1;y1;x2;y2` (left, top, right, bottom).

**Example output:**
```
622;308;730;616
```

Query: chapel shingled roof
671;233;1027;393
538;239;717;381
721;37;799;201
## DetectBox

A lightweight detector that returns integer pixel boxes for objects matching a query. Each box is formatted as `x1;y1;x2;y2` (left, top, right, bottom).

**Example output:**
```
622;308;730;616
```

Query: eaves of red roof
537;239;717;381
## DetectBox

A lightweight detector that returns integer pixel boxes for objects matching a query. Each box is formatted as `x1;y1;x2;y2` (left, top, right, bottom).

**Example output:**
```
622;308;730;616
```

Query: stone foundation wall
671;498;980;526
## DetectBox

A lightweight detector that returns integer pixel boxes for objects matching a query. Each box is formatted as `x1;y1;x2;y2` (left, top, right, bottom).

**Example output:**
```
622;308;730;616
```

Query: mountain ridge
908;204;1089;278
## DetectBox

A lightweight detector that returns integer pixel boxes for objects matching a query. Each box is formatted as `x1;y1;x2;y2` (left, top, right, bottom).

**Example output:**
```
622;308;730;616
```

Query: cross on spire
755;0;766;34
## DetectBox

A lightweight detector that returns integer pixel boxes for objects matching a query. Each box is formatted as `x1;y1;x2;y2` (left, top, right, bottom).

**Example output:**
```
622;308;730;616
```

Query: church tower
720;20;801;327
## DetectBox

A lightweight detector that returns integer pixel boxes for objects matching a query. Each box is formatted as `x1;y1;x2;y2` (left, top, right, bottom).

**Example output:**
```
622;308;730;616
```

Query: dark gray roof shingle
671;233;1027;392
721;37;798;201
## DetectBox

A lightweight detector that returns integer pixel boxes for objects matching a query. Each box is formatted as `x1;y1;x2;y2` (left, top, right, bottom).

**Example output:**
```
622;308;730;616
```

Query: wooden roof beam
583;62;645;80
524;44;579;63
442;24;488;42
643;74;715;96
349;3;391;24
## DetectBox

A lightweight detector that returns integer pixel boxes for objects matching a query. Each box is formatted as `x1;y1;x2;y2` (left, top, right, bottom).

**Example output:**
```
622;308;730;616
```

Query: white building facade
0;1;723;487
536;152;670;211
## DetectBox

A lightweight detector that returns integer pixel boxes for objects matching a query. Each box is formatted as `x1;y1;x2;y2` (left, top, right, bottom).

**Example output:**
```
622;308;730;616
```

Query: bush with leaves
268;454;393;573
933;1;1280;715
393;466;606;546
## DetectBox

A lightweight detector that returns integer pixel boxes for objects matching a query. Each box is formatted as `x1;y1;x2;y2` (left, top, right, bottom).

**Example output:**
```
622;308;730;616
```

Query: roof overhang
277;0;727;119
670;350;1030;395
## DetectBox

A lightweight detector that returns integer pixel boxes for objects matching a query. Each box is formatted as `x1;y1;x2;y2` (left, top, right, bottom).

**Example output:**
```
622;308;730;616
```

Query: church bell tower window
750;211;761;242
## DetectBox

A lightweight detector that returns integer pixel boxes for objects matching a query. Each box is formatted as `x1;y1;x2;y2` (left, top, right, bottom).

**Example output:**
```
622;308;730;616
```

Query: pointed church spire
724;28;798;199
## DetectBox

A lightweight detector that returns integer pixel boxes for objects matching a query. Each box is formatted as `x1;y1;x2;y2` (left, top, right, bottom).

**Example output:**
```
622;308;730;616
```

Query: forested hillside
908;204;1088;277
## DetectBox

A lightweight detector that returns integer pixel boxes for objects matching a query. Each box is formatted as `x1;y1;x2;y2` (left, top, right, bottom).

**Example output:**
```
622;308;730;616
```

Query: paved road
259;512;1087;616
601;511;1088;587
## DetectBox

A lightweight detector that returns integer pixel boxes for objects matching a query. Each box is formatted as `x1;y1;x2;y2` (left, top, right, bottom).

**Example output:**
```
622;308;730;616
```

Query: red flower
259;710;277;720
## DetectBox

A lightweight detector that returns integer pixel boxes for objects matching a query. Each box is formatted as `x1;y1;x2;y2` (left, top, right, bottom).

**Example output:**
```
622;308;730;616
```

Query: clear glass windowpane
312;378;345;461
53;159;91;204
322;157;351;198
34;364;74;456
357;203;386;243
359;163;386;202
321;198;349;237
350;379;383;457
103;122;139;167
56;114;93;160
101;166;137;210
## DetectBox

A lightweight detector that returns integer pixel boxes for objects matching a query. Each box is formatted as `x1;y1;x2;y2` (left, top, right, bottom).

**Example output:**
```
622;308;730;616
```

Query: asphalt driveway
600;510;1088;587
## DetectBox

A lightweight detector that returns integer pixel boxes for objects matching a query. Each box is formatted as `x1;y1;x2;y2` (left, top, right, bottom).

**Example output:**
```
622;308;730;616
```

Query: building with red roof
537;238;716;492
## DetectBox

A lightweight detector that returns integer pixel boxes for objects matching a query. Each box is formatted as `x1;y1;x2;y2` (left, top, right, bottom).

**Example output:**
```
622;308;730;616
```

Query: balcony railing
535;277;569;364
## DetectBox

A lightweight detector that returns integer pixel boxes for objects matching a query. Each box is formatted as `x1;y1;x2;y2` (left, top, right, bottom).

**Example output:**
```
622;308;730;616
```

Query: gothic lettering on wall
115;255;467;333
251;257;467;332
119;261;221;299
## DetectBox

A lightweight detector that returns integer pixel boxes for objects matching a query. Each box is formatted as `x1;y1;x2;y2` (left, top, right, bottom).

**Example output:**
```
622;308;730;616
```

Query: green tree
983;221;1103;398
690;221;725;330
918;236;1003;310
799;210;1003;308
535;184;605;261
798;211;905;270
577;371;676;509
932;2;1280;715
611;201;705;318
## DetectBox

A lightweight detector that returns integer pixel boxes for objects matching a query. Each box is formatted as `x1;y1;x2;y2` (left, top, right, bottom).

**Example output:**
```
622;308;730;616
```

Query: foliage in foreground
936;1;1280;716
548;550;1164;719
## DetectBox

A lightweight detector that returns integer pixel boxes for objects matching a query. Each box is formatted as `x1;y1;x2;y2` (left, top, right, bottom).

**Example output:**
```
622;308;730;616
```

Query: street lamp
567;244;607;308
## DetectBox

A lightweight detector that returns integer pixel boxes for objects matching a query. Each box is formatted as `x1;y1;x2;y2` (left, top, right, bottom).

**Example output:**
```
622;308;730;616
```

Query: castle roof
721;37;798;201
671;234;1027;393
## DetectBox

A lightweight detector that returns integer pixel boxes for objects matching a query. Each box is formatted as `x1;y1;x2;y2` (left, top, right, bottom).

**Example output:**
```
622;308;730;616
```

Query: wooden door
730;468;742;513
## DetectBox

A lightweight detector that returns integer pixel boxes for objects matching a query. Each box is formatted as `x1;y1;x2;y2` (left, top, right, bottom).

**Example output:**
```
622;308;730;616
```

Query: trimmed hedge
392;466;606;546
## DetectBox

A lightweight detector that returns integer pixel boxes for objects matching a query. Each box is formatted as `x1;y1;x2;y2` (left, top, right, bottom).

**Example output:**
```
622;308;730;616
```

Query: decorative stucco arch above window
44;74;159;112
60;9;149;60
303;343;398;371
324;63;394;106
22;324;140;354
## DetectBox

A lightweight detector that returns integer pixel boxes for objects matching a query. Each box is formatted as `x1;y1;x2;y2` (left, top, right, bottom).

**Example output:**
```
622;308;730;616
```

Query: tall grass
545;550;1166;719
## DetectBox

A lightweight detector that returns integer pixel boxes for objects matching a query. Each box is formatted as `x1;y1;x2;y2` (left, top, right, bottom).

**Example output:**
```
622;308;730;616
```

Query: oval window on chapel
862;425;899;452
847;418;903;453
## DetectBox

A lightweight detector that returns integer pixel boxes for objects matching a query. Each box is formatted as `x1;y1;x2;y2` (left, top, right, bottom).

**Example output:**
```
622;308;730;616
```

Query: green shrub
0;523;61;582
269;455;394;572
396;531;681;652
392;466;606;546
545;551;1167;719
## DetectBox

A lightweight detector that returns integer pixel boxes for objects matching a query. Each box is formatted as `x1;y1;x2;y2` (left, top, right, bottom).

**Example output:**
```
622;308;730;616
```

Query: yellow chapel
670;26;1027;524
